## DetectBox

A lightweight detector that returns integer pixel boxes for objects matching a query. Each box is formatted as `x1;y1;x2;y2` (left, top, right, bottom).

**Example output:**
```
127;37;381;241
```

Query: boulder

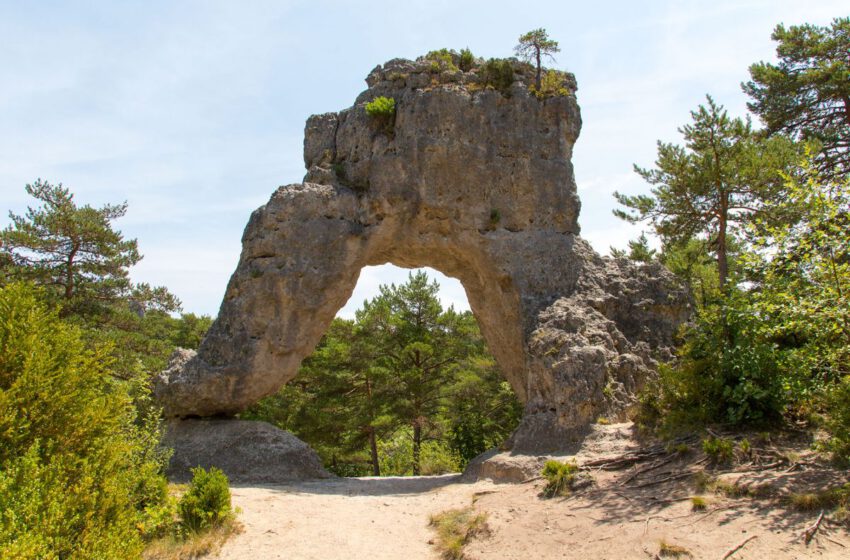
164;419;332;484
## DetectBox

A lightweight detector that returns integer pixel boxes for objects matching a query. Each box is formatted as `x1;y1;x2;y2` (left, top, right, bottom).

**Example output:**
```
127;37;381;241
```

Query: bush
479;58;515;95
702;436;734;464
824;376;850;463
365;96;396;135
378;430;462;476
177;467;233;534
636;299;785;433
530;69;571;98
425;48;459;73
0;283;169;559
459;48;475;72
541;460;579;498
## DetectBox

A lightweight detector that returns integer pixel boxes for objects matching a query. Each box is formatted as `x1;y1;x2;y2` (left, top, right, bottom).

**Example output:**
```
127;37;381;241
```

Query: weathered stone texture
164;419;332;483
155;56;689;453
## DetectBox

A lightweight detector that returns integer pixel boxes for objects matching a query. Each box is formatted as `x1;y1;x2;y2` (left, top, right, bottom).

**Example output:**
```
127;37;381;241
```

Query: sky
0;0;845;318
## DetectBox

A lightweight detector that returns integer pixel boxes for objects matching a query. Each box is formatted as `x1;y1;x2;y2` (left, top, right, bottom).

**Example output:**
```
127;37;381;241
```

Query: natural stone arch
155;56;689;453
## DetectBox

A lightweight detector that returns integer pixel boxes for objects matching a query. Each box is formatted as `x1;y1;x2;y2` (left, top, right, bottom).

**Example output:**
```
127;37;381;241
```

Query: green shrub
824;376;850;463
365;96;396;118
479;58;515;95
178;467;233;534
459;48;475;72
378;431;462;476
365;96;396;135
541;460;579;498
425;48;459;73
530;69;571;98
0;283;169;559
636;299;785;433
702;436;734;464
690;496;707;511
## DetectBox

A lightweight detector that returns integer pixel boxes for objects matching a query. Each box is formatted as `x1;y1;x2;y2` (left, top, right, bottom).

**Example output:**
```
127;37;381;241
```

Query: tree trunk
412;421;421;476
717;194;729;289
368;426;380;476
535;50;542;90
64;244;78;299
365;377;380;476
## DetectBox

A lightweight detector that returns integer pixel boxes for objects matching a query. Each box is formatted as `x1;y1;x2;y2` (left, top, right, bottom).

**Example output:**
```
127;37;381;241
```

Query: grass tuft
143;519;242;560
788;483;850;512
429;507;488;560
690;496;707;511
541;460;580;498
659;540;692;557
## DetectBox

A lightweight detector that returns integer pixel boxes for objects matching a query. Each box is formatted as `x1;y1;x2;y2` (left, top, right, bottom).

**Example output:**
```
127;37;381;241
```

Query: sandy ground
210;425;850;560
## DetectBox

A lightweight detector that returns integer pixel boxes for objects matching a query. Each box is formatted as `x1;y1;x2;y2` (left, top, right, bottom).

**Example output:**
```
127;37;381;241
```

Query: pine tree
515;28;561;91
744;17;850;178
614;96;798;288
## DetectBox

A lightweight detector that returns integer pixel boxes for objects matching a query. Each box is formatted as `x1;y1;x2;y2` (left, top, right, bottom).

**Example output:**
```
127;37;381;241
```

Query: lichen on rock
154;55;689;455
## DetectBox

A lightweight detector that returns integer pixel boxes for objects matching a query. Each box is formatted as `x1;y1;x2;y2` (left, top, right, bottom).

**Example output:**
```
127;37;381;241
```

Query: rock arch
155;57;689;453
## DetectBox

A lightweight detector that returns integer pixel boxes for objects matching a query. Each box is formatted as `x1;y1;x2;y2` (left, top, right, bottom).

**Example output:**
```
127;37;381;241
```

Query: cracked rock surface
155;55;689;453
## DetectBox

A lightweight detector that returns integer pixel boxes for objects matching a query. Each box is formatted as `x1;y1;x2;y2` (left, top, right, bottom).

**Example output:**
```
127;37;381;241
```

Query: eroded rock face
154;55;689;453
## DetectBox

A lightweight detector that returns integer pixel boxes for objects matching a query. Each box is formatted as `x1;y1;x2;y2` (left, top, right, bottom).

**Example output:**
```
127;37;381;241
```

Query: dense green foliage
365;96;396;135
245;271;521;476
0;283;169;559
0;184;215;557
620;18;850;463
479;58;515;95
458;48;475;72
529;69;571;99
425;48;459;73
744;17;850;178
177;467;233;534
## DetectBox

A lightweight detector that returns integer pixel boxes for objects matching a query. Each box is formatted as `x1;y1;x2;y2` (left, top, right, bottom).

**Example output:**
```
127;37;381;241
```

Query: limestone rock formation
155;53;689;453
164;419;332;483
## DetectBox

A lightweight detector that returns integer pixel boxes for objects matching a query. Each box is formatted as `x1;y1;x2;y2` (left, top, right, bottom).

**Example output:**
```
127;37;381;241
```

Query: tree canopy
614;96;798;287
744;17;850;178
0;180;178;316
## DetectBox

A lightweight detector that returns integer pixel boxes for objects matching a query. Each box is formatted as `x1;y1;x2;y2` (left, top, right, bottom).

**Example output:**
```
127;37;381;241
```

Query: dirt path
209;424;850;559
211;475;494;560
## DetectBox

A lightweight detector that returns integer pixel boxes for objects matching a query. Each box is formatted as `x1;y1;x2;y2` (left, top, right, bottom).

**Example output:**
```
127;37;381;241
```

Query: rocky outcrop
164;419;332;483
155;53;689;454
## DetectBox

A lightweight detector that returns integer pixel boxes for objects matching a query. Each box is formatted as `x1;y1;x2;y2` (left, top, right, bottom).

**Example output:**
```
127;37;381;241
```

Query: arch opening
242;265;522;477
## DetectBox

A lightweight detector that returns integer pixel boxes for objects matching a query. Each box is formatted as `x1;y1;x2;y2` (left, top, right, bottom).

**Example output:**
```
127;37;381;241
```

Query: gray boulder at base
155;54;690;455
164;419;332;483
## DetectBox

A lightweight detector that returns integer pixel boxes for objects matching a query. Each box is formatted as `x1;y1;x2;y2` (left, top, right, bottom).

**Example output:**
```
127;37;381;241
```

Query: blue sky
1;1;844;317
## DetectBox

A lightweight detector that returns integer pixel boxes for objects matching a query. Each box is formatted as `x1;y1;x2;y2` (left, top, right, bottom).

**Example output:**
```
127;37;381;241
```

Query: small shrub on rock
365;96;396;135
479;58;515;95
178;467;233;534
530;69;571;98
459;48;475;72
425;48;459;73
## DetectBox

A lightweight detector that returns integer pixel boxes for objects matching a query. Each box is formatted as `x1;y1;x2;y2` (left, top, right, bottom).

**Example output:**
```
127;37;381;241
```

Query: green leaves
615;95;799;287
1;179;178;318
744;17;850;177
0;283;170;558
